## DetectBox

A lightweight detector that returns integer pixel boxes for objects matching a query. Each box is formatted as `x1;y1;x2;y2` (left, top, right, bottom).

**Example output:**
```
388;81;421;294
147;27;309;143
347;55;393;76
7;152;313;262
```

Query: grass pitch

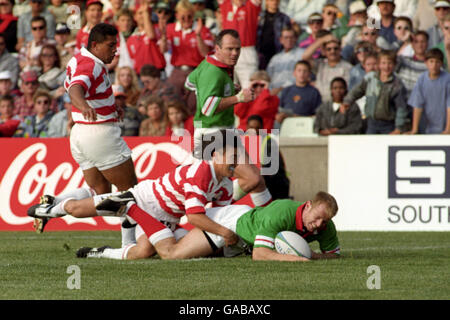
0;231;449;300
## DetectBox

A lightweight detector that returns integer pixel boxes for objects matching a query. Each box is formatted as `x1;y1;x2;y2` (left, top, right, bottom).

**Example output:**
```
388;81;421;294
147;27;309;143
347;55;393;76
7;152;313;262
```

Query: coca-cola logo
0;141;193;227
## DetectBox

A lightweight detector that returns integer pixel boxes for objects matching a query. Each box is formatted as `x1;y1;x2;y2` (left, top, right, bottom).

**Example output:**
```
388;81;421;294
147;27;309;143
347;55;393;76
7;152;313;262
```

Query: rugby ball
274;231;311;259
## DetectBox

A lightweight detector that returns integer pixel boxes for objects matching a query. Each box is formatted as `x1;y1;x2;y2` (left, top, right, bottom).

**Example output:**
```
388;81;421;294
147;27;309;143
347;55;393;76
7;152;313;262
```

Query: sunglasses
395;26;410;30
363;31;377;36
436;7;450;11
308;20;323;24
445;26;450;30
24;81;38;86
32;26;45;31
157;9;169;14
36;99;49;105
324;11;337;16
326;46;340;52
252;83;265;88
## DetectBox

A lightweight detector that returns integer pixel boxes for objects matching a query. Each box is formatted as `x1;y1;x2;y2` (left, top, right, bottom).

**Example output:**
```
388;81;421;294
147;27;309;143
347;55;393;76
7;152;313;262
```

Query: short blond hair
175;0;194;13
250;70;270;82
311;191;339;219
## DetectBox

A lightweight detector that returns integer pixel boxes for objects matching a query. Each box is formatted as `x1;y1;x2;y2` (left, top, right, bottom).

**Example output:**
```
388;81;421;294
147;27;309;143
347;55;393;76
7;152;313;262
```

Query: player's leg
100;158;138;191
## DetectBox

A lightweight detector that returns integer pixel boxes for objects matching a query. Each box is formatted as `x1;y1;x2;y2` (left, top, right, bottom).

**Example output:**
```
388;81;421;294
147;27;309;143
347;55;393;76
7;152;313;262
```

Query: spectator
302;34;353;102
322;4;344;36
278;0;327;28
115;66;141;108
127;1;166;75
48;0;68;24
191;0;220;36
314;77;363;135
390;16;414;57
14;70;40;119
54;22;73;69
0;33;19;86
0;94;20;137
395;31;429;97
433;13;450;70
164;100;194;137
266;27;305;95
255;0;291;70
116;9;135;42
16;0;56;51
245;114;290;200
219;0;261;89
139;95;167;136
102;0;124;25
19;16;57;71
113;84;143;136
343;50;409;134
427;0;450;48
413;0;437;32
14;89;55;137
47;92;71;137
374;0;397;44
0;71;18;97
408;48;450;134
37;44;66;95
341;0;368;51
0;0;17;53
161;0;214;96
138;64;180;106
76;0;103;50
299;13;324;60
234;70;279;132
349;41;376;90
275;60;322;125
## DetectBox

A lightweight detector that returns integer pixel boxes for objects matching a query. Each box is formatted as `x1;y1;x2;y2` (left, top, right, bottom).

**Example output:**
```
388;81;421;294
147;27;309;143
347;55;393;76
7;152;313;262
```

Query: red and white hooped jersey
64;47;117;124
151;160;233;219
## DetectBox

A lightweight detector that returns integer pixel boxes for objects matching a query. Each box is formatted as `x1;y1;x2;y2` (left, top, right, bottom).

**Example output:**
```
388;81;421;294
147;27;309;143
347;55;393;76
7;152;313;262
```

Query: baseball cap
86;0;103;8
55;22;71;34
189;0;205;3
155;2;170;10
0;70;12;81
307;13;323;23
349;1;367;15
376;0;394;4
21;70;38;82
112;84;127;97
434;0;450;8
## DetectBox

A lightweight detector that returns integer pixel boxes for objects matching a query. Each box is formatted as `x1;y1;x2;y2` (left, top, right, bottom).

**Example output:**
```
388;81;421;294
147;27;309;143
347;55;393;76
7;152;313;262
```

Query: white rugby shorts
204;205;252;250
70;122;132;171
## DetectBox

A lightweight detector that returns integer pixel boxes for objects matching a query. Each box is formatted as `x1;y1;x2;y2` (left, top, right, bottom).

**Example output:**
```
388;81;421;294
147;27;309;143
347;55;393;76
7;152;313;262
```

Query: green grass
0;231;449;300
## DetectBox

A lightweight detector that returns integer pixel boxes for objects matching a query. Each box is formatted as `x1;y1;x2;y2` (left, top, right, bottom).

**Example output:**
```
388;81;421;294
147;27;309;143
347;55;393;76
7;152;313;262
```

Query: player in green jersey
78;191;340;262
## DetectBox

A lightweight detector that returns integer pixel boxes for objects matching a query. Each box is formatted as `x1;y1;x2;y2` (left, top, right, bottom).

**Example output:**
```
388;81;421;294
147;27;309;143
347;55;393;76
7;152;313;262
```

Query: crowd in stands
1;0;450;138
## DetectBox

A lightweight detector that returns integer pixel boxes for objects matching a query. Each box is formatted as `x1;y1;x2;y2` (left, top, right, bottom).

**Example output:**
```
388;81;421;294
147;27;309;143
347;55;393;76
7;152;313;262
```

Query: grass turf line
0;231;448;300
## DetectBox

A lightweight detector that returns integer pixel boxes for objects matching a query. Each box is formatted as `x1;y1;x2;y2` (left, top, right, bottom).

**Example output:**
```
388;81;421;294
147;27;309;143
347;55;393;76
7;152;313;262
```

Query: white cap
376;0;394;3
350;0;367;14
0;70;12;81
112;84;127;97
435;1;450;8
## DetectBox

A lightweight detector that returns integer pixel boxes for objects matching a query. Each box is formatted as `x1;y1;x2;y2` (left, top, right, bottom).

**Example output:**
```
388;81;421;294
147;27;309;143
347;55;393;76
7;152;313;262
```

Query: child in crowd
165;100;194;137
275;60;322;126
0;95;20;137
314;77;363;135
343;50;409;134
408;48;450;134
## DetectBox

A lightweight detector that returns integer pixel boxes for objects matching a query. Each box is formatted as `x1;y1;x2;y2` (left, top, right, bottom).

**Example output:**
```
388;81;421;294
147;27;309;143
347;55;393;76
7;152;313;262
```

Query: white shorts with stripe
70;122;131;171
204;205;252;252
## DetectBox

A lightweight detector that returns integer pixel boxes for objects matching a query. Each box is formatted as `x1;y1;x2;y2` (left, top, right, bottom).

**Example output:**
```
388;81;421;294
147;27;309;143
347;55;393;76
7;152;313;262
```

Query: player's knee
128;246;155;260
64;200;80;217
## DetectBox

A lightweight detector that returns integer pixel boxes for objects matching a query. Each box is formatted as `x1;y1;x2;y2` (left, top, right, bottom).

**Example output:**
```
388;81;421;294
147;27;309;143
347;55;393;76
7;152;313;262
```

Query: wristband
236;90;245;103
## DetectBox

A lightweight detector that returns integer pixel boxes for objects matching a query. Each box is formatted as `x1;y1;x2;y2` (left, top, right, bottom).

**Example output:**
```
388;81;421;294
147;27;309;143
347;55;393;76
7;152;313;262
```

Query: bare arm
187;213;239;246
213;89;254;114
68;84;97;122
408;107;423;134
195;19;210;57
252;247;310;261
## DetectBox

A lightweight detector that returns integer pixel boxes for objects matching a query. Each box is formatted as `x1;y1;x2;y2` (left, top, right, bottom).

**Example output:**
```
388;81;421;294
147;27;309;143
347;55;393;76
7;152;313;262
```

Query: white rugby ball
274;231;311;259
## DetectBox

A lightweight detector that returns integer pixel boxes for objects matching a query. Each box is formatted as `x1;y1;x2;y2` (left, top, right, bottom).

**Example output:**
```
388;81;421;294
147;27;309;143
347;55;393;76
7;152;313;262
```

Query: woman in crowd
164;100;194;137
139;95;167;137
115;66;141;108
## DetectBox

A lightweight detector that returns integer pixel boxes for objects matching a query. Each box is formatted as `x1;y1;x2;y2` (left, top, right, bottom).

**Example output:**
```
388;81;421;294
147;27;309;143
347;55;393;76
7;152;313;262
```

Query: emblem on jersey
224;83;232;97
293;95;301;103
227;12;233;21
103;74;111;88
212;190;223;202
174;37;180;46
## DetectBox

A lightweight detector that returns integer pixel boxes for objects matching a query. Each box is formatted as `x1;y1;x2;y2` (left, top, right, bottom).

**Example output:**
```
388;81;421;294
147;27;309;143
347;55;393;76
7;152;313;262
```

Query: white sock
232;179;247;201
48;198;73;217
54;187;95;203
250;188;272;207
121;218;136;248
101;244;136;260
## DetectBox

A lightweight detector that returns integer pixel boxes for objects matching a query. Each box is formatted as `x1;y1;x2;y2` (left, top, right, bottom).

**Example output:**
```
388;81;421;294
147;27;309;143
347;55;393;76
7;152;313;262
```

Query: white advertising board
328;135;450;231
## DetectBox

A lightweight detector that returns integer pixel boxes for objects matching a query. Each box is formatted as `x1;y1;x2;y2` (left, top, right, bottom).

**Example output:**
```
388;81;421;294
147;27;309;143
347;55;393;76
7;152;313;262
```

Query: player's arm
252;247;309;262
68;84;97;121
186;213;238;246
214;90;254;113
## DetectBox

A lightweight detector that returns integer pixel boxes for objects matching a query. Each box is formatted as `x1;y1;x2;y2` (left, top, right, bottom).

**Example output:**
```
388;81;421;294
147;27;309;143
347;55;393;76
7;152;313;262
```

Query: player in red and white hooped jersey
28;129;240;261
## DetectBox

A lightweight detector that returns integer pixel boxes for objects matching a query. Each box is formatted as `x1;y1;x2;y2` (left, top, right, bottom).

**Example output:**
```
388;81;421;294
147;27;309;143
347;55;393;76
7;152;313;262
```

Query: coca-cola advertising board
0;136;260;231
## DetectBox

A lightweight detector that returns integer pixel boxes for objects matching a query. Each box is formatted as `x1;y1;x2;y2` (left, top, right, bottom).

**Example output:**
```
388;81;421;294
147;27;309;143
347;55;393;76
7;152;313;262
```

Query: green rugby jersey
236;199;340;254
185;56;235;128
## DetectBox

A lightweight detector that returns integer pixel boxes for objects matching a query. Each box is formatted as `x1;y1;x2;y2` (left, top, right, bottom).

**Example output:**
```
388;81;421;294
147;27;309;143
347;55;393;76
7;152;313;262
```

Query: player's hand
234;83;241;93
242;88;254;102
389;129;401;135
222;229;239;247
116;105;125;121
195;18;203;36
80;105;97;122
339;103;350;114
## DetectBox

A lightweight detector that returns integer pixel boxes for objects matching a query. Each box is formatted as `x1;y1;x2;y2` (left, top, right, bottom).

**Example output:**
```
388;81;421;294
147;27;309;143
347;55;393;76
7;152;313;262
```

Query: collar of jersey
206;55;233;71
295;202;306;231
80;47;105;67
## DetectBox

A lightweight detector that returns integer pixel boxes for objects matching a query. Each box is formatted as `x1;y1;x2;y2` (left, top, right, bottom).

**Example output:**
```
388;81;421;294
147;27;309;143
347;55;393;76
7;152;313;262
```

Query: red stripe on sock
126;204;167;237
